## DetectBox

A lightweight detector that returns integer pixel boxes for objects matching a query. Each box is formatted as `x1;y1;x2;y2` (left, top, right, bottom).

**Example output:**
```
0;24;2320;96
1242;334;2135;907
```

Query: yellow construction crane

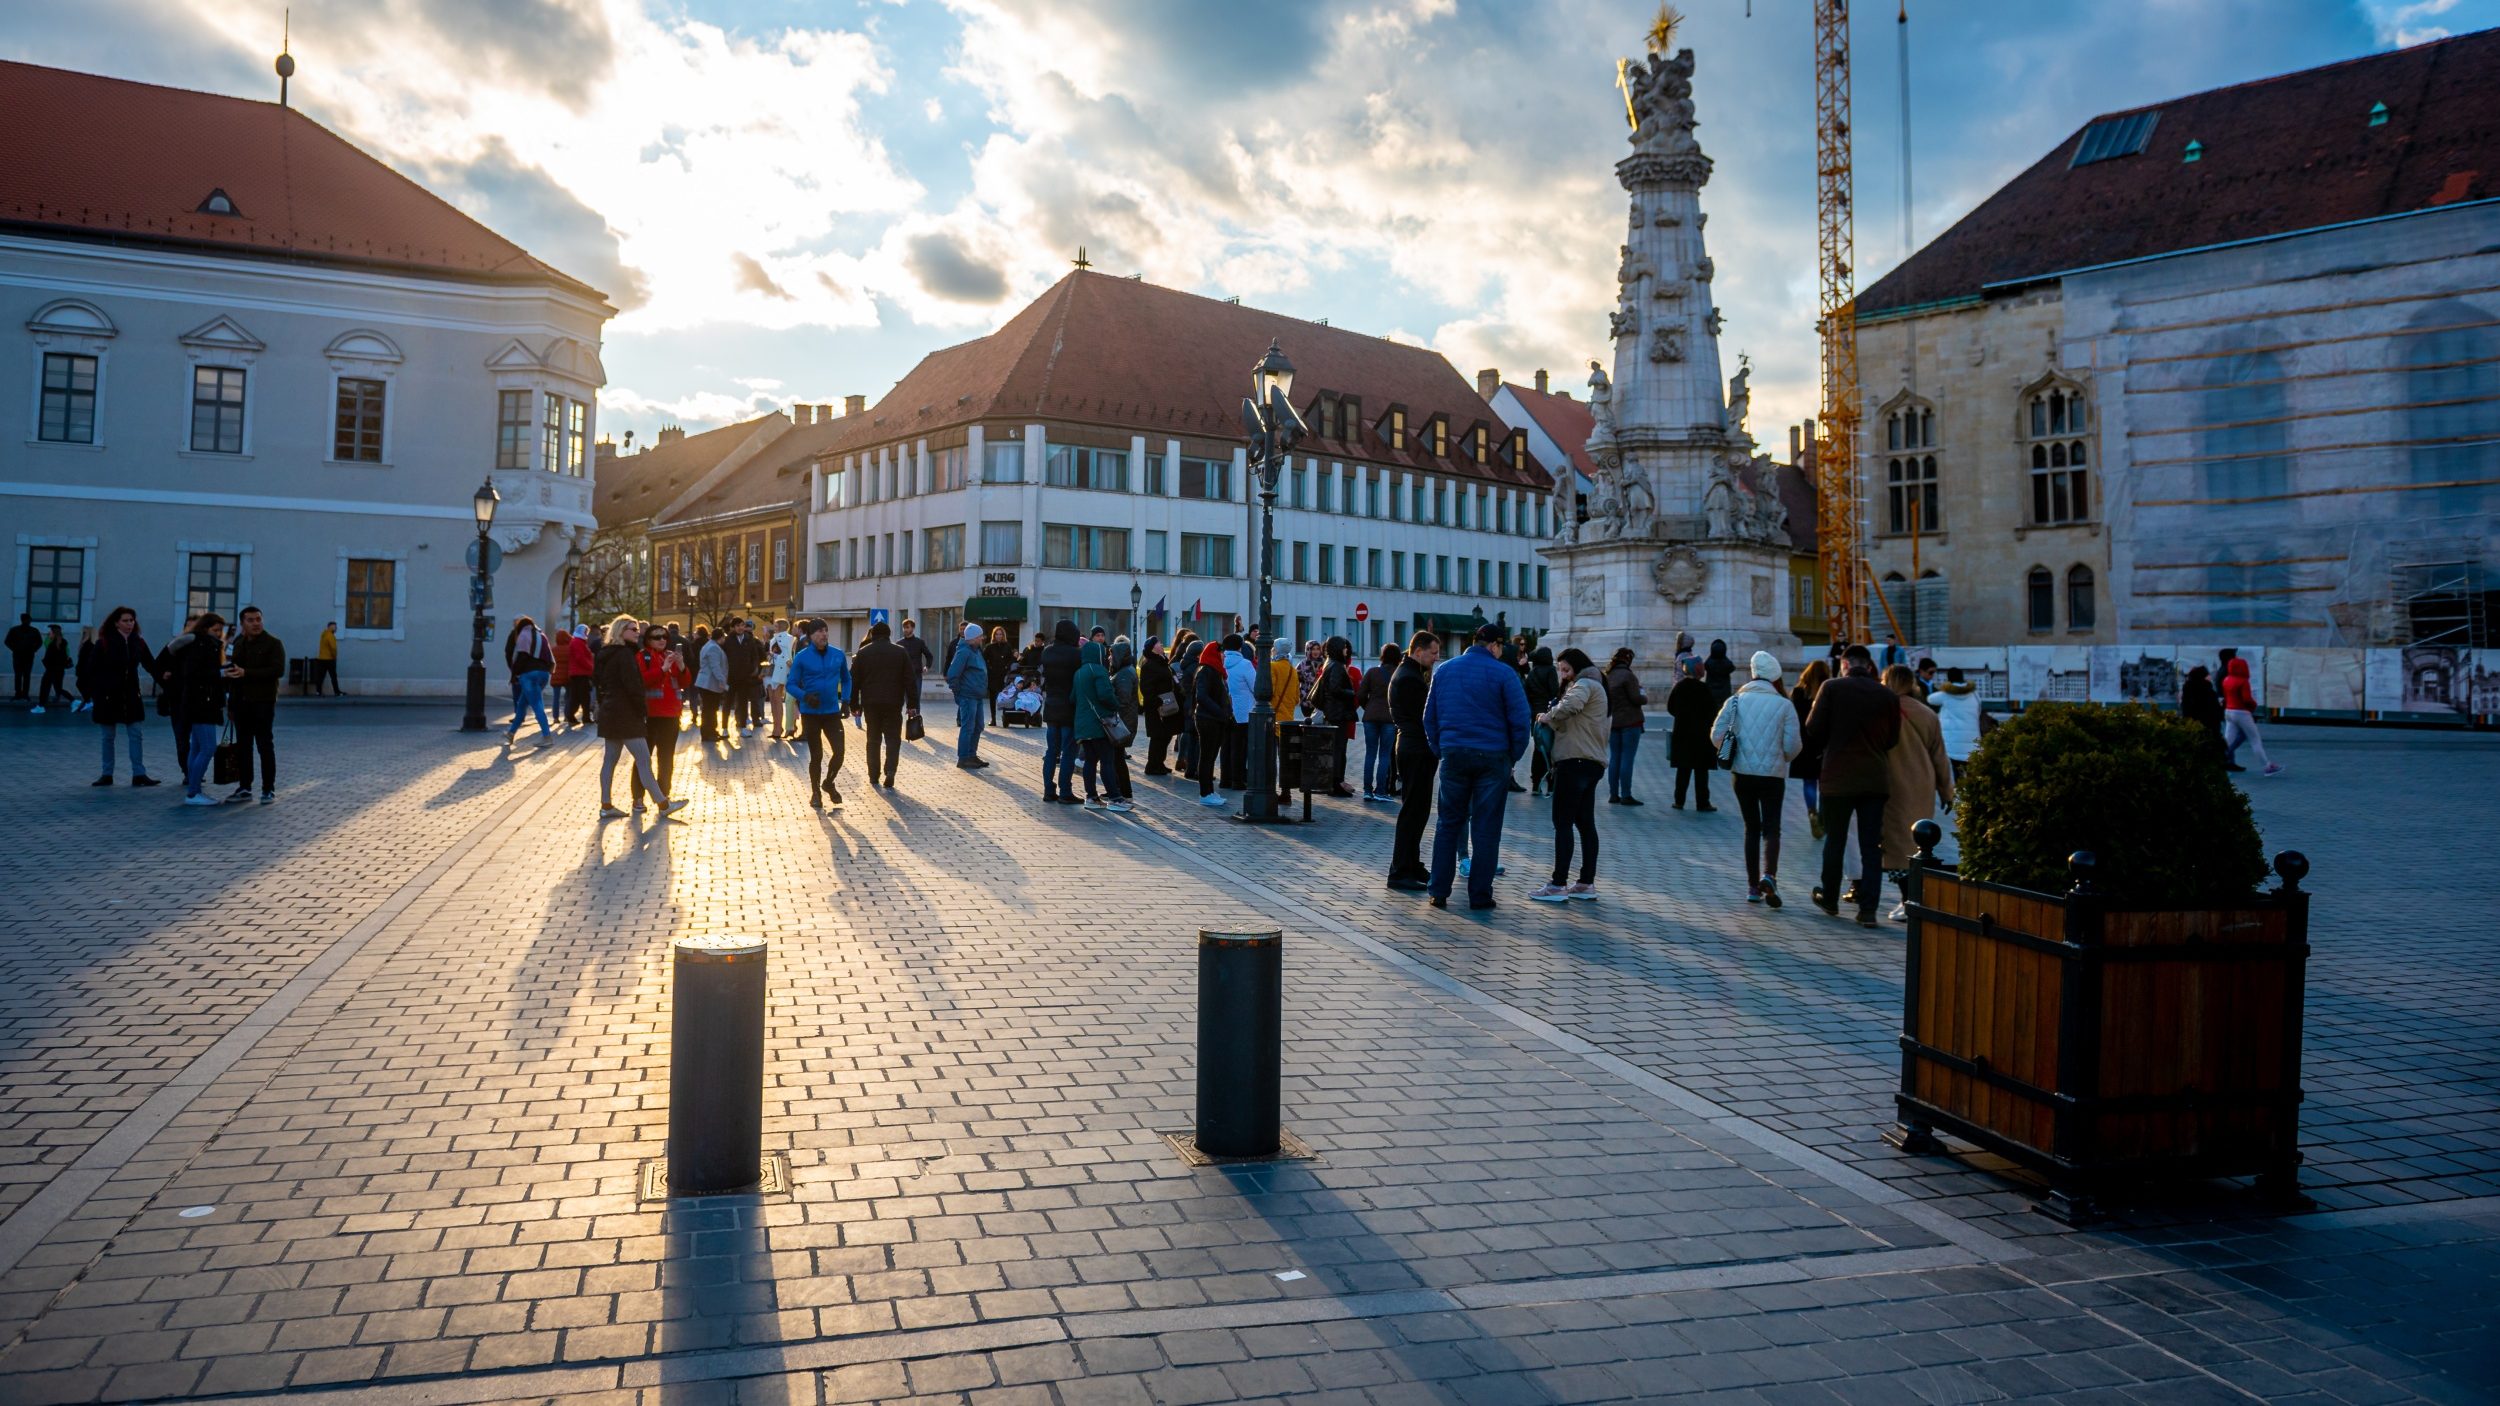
1813;0;1865;645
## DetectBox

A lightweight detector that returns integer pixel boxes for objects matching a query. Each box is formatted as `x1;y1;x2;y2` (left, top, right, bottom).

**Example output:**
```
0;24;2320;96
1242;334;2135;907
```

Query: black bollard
668;935;767;1194
1195;928;1282;1158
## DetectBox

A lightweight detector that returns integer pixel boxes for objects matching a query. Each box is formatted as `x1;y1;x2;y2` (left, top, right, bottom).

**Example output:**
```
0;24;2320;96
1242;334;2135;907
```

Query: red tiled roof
653;416;853;528
813;271;1553;490
0;60;604;299
1859;29;2500;317
1500;381;1599;479
596;416;785;526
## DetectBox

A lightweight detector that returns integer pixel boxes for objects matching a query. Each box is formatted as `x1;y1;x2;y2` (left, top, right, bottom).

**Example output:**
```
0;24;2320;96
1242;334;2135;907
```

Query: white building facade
2;63;611;692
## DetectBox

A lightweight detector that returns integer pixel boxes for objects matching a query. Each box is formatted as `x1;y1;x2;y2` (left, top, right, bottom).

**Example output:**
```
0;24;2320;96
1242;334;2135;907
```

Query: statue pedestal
1541;535;1802;668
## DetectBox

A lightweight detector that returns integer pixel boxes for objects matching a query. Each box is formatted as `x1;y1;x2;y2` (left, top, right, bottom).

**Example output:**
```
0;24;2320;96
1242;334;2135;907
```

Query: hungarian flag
1191;599;1203;620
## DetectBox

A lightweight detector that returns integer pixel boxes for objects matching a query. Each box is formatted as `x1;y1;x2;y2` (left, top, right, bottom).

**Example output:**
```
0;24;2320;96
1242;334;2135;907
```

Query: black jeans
1674;762;1713;808
228;699;276;791
10;656;30;700
1195;713;1229;796
1390;744;1438;881
1549;757;1603;885
309;659;339;695
633;717;681;803
1146;722;1175;773
1220;715;1246;790
1819;792;1887;915
863;704;903;783
1107;738;1133;799
39;666;68;706
1731;773;1785;887
801;712;846;794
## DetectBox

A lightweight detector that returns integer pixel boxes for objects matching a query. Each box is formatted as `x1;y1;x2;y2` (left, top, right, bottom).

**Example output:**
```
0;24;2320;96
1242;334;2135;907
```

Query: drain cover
637;1153;790;1202
1162;1129;1320;1168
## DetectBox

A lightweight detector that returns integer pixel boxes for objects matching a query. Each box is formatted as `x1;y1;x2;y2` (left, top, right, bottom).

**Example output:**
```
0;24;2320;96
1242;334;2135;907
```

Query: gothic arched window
2022;381;2091;524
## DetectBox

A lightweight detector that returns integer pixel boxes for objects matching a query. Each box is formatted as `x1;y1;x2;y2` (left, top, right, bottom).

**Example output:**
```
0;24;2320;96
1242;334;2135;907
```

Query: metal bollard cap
673;935;768;964
1199;929;1282;948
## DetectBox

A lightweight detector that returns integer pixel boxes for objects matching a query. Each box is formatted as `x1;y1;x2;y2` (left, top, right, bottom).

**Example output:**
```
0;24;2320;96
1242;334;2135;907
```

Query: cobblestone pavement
0;705;2492;1404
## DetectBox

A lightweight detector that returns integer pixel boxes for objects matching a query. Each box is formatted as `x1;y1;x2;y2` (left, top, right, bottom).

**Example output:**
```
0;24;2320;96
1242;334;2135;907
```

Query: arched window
2200;351;2289;501
1882;396;1941;533
2026;567;2055;633
2021;380;2091;524
2400;299;2499;518
2066;565;2096;630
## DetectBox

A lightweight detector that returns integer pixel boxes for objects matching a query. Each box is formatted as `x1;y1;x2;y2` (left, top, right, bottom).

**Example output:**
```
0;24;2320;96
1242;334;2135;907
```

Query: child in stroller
998;671;1045;728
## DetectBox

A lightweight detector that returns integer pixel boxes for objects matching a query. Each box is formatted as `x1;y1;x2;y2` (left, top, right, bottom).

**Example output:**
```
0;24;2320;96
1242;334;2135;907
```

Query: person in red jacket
2219;657;2281;777
632;630;691;810
564;626;599;727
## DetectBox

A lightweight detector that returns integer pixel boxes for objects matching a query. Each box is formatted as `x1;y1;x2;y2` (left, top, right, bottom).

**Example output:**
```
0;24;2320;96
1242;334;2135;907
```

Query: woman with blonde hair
593;616;686;820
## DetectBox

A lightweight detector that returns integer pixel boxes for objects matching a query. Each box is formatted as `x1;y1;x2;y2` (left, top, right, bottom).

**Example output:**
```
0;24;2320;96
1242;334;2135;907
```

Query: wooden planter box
1889;827;2312;1223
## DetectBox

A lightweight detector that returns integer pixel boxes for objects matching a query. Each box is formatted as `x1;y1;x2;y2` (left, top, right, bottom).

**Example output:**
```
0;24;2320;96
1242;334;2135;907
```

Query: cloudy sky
9;0;2492;448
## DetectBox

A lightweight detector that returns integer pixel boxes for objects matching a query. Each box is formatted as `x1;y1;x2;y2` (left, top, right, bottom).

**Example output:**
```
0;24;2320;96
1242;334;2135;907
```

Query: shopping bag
212;720;243;786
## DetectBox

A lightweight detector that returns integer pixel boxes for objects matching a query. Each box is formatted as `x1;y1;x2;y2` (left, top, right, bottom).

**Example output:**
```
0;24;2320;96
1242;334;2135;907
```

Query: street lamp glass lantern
472;479;500;529
1253;340;1294;406
1130;577;1143;610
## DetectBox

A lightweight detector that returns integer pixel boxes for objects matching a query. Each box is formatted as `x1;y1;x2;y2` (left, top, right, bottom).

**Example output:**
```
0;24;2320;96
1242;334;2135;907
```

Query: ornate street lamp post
1239;340;1307;823
460;478;500;732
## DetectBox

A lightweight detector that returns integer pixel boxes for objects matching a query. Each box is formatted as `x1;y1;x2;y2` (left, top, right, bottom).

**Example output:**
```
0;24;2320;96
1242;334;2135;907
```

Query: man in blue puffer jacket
787;619;854;808
1423;623;1532;911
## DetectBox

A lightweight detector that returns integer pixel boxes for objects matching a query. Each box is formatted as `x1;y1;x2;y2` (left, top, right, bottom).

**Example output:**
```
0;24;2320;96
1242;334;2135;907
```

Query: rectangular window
984;441;1025;483
1044;445;1128;492
1367;549;1383;588
747;539;763;586
1288;541;1306;582
1477;560;1491;596
1318;544;1336;585
189;367;246;453
1793;571;1816;619
345;558;395;630
1499;562;1512;597
1180;533;1234;578
980;520;1021;566
772;533;791;584
38;353;97;444
567;400;588;476
936;446;968;492
496;389;532;469
811;542;836;582
1885;454;1941;534
1536;565;1549;599
926;525;964;572
333;376;386;462
1435;556;1450;592
1145;530;1169;572
1042;524;1130;571
1143;446;1167;495
1288;465;1308;508
1181;457;1232;500
25;546;83;624
1319;469;1335;514
185;552;240;617
1392;554;1406;589
1369;478;1384;518
543;394;565;474
658;551;674;596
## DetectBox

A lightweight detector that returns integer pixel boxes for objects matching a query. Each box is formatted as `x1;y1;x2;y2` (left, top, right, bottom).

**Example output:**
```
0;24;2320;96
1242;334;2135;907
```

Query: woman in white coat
1709;651;1804;907
1930;667;1983;781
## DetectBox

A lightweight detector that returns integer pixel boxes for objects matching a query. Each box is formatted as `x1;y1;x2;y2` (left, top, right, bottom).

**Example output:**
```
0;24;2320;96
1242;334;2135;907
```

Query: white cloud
599;384;782;427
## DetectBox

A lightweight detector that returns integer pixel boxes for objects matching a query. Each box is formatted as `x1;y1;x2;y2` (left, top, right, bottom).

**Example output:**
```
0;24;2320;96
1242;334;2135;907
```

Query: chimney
657;424;685;446
844;394;866;416
1534;368;1549;393
792;404;811;425
1476;368;1501;398
1789;424;1800;462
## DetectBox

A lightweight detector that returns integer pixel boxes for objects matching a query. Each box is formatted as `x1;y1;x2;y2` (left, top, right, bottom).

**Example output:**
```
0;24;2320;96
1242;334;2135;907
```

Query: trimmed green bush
1954;702;2268;906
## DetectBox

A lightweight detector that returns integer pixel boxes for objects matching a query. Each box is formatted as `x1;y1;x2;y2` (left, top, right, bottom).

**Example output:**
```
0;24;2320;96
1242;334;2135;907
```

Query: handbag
1103;713;1134;746
904;713;926;741
1157;691;1180;718
212;717;243;786
1716;725;1740;770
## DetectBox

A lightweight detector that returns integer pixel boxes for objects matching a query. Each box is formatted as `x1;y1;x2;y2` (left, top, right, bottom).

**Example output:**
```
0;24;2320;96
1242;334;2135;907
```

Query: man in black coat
1802;644;1902;926
850;621;911;789
1384;632;1442;891
720;618;765;732
898;618;935;719
1037;619;1083;802
223;606;285;803
5;613;38;701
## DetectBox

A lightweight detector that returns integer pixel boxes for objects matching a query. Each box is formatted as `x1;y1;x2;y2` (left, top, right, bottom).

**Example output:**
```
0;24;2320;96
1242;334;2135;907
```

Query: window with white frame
1043;523;1128;571
1145;530;1168;572
1045;444;1127;492
566;400;588;475
1179;533;1233;578
38;353;98;444
496;389;532;469
926;525;964;572
980;521;1021;566
186;551;241;617
984;440;1025;483
345;558;396;630
1884;398;1939;533
334;377;386;462
542;395;564;473
25;546;84;624
2023;383;2090;524
1180;457;1231;500
936;445;967;492
189;368;246;453
1142;447;1168;495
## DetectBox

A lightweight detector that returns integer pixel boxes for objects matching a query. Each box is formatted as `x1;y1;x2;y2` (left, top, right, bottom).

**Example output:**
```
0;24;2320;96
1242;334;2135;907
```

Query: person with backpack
1603;649;1647;805
1711;652;1804;907
504;615;557;746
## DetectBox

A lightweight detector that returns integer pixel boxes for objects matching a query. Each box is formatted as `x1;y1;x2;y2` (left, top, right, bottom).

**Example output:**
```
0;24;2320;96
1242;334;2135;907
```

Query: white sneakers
182;794;220;807
1199;792;1227;807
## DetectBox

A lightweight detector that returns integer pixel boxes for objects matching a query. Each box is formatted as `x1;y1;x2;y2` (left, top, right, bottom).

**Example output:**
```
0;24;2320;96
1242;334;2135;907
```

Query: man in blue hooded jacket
787;619;854;808
946;621;989;769
1424;623;1531;910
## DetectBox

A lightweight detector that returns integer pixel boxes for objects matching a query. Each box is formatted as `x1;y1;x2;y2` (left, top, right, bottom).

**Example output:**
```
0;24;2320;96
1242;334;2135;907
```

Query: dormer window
1470;426;1488;465
196;188;241;217
1430;417;1447;457
1335;396;1357;442
1386;407;1406;449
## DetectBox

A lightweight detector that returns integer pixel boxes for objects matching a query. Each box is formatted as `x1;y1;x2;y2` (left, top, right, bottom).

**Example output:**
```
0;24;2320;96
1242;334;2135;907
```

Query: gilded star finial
1646;3;1683;54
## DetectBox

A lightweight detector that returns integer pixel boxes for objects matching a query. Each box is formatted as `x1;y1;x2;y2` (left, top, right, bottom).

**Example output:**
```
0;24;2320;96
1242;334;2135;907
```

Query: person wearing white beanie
945;620;992;768
1710;650;1804;906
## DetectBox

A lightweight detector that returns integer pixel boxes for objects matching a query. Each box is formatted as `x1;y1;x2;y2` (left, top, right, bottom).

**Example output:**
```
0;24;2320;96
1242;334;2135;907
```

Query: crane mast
1814;0;1864;645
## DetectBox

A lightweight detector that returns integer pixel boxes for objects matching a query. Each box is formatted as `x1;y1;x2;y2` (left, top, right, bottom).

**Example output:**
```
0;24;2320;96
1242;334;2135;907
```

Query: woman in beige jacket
1880;663;1954;920
1530;647;1613;903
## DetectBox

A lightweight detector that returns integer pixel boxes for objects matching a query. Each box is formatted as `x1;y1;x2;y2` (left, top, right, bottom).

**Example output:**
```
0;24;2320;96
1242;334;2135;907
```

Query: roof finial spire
275;8;296;108
1072;245;1091;271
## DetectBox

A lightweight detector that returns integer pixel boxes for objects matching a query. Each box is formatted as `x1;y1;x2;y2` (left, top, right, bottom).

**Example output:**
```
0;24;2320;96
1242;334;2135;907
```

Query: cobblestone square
1;706;2494;1404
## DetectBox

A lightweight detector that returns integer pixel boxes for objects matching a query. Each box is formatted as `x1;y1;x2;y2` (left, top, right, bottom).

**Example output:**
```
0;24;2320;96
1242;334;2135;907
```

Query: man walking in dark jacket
721;618;764;732
851;621;911;789
1037;620;1083;803
1385;632;1441;891
1802;644;1902;927
223;606;285;803
898;618;935;722
6;614;38;702
1424;623;1531;910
